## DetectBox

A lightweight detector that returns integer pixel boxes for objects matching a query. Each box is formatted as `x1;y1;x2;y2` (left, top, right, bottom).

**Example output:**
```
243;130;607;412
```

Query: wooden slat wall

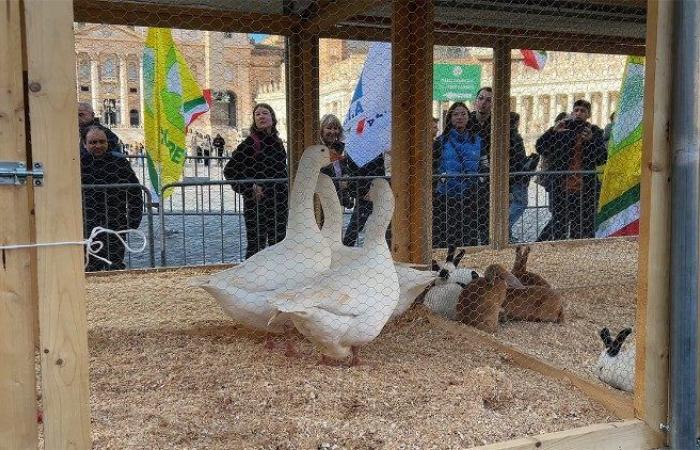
490;41;511;250
635;0;672;444
286;30;320;177
390;0;434;264
24;0;92;448
0;2;39;449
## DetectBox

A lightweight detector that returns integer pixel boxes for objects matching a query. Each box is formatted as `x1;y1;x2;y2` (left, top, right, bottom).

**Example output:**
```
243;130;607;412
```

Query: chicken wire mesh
70;0;646;447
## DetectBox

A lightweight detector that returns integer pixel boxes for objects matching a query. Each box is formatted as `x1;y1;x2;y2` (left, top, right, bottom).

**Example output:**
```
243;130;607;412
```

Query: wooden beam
286;30;320;177
490;40;511;250
426;311;636;420
468;420;661;450
634;0;672;442
390;0;434;264
24;0;92;448
73;0;300;36
305;0;383;33
0;1;39;448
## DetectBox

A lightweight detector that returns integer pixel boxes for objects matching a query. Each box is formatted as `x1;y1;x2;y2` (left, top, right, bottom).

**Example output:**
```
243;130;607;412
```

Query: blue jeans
509;183;528;231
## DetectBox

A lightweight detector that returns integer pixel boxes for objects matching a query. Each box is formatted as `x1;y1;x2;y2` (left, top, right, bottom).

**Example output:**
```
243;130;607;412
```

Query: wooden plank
489;40;511;250
73;0;300;36
286;31;319;178
0;2;39;448
634;0;672;441
390;0;434;264
23;0;92;448
425;310;637;420
468;419;661;450
305;0;383;33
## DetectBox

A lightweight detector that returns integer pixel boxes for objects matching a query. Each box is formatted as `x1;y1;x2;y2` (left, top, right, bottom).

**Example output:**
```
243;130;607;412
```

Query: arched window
78;54;90;81
130;109;140;127
128;61;138;82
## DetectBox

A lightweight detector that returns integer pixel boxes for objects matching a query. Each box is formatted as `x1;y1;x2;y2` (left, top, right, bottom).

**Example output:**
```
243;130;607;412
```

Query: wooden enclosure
0;0;682;448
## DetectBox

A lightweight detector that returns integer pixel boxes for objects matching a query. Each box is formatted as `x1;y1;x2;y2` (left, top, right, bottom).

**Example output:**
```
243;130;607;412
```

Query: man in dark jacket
213;133;226;166
81;126;143;271
467;87;493;245
535;99;607;241
78;102;122;156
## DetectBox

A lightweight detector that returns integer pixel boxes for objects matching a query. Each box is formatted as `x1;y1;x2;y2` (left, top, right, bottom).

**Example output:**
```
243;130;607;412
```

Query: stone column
512;95;520;116
533;94;542;129
549;94;557;124
90;54;100;113
119;55;129;126
584;91;592;104
602;91;611;124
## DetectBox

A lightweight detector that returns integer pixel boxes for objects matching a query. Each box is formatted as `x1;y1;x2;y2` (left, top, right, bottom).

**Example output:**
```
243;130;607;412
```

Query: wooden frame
635;0;673;443
490;40;511;250
3;0;678;448
0;1;39;448
25;0;92;448
390;0;434;264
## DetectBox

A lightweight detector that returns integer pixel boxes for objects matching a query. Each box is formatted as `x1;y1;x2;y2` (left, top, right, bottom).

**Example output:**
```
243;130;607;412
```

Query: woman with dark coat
80;126;143;271
318;114;353;210
224;103;289;259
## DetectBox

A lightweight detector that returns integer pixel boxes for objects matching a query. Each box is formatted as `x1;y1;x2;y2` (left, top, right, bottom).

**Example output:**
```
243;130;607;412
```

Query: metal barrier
81;183;156;268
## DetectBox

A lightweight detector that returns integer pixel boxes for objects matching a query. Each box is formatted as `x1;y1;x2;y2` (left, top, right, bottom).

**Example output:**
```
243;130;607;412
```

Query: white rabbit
595;327;635;392
422;245;480;319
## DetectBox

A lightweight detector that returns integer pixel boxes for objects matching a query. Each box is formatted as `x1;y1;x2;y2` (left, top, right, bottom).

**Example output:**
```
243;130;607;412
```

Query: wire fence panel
71;1;653;448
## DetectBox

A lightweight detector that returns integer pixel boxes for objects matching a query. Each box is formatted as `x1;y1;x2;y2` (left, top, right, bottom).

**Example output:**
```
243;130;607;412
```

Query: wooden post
286;29;319;179
24;0;92;448
390;0;434;264
0;1;39;448
490;40;511;249
635;0;673;443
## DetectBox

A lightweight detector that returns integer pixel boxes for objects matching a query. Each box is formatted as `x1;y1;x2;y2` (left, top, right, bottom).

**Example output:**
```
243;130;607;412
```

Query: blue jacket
436;129;482;197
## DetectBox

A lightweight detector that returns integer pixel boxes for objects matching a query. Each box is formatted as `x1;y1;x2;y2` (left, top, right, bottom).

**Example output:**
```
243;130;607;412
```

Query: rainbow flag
520;49;547;71
596;56;644;237
143;28;209;199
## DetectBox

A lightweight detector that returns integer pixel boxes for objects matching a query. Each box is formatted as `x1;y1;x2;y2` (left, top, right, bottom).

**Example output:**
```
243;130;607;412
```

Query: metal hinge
0;161;44;186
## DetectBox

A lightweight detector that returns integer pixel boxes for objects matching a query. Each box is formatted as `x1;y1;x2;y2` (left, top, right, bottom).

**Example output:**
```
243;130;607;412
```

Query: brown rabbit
485;263;564;323
455;271;506;333
512;246;551;288
501;285;564;323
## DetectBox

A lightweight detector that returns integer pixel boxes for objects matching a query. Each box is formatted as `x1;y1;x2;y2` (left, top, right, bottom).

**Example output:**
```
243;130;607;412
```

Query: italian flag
596;56;645;238
520;49;547;70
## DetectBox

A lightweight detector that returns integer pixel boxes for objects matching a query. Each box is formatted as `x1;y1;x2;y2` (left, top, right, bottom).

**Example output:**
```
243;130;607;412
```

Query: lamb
485;263;564;323
595;327;635;392
512;245;550;288
454;271;506;333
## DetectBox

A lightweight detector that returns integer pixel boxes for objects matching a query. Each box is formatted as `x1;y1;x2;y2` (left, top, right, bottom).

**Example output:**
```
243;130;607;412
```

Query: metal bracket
0;161;44;186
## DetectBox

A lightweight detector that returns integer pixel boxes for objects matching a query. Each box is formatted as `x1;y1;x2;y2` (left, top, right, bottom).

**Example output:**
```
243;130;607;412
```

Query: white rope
0;226;147;268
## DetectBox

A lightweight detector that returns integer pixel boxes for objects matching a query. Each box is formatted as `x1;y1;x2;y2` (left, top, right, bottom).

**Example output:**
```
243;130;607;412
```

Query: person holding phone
535;99;607;241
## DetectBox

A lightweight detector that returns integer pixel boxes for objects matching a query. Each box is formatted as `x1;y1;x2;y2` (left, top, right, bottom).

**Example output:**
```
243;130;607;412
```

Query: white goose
268;178;399;365
194;144;331;294
314;173;435;321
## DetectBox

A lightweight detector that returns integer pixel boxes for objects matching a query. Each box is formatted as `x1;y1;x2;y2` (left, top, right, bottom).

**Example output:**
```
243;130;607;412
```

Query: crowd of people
76;87;611;268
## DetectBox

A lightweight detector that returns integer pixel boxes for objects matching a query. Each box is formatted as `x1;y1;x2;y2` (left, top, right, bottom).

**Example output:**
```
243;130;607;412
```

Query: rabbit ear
523;246;531;258
515;246;522;257
608;328;633;356
431;259;440;271
471;271;480;280
446;245;456;263
453;249;466;266
600;328;613;349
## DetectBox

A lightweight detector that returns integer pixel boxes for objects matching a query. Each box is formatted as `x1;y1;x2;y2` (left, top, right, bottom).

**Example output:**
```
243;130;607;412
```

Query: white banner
343;42;392;168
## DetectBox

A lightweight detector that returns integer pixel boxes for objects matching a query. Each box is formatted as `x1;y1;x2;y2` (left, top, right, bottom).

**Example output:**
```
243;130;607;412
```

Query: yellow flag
143;28;209;198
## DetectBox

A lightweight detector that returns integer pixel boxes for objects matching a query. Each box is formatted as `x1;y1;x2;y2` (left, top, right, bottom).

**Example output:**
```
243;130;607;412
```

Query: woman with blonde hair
319;113;354;209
